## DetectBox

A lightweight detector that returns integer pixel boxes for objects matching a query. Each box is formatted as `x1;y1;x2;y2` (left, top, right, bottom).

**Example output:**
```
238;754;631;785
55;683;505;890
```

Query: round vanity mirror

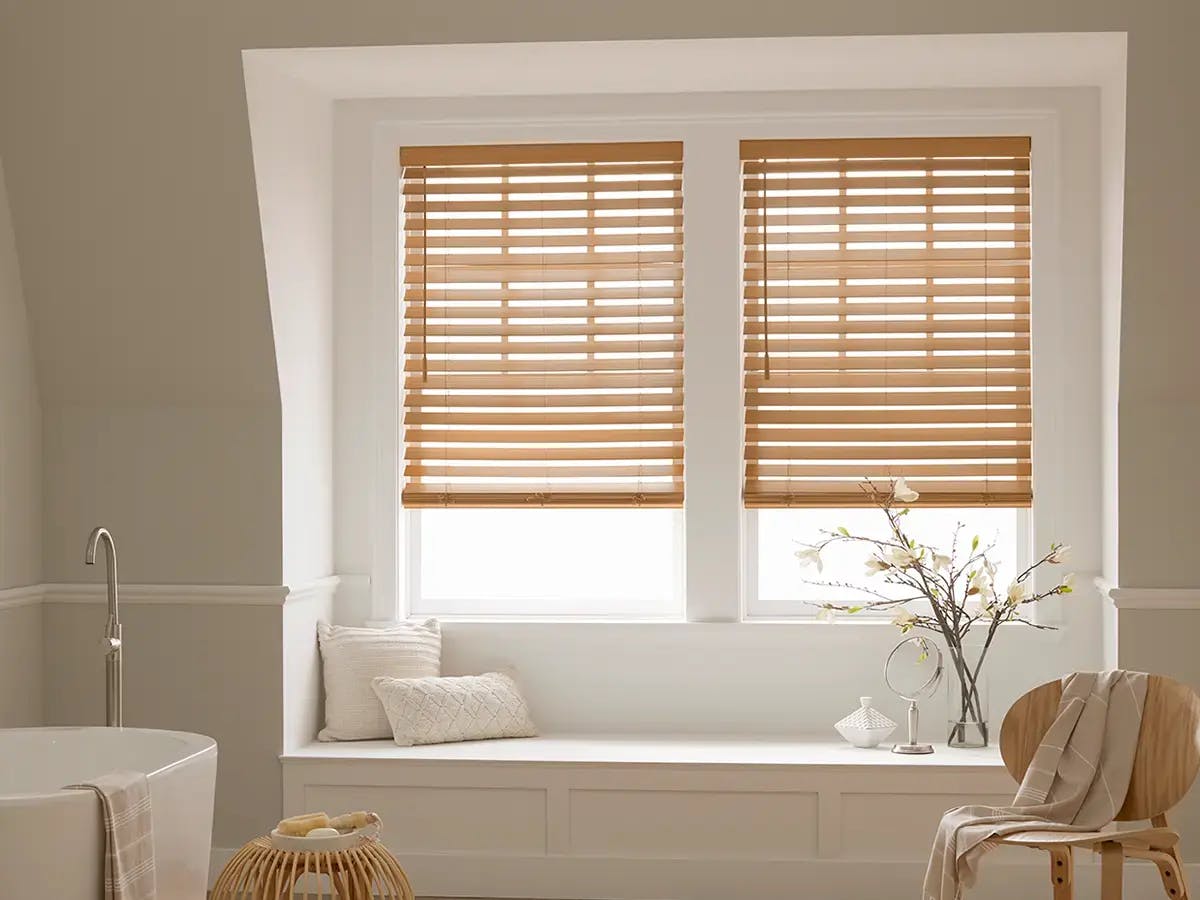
884;636;943;755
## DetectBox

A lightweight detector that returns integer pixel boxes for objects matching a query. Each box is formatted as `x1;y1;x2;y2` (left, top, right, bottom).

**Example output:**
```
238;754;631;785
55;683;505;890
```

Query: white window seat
279;734;1077;900
282;733;1003;768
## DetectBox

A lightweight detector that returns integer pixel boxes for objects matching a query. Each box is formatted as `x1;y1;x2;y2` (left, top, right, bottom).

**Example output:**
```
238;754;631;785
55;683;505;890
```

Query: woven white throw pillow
371;672;538;747
317;620;441;741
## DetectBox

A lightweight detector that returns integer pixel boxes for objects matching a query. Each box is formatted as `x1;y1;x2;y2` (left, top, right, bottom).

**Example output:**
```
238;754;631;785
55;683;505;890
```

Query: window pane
414;508;680;617
752;507;1025;618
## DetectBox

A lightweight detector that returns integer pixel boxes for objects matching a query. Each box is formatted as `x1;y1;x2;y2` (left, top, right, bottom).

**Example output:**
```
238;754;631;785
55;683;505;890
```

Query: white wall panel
306;784;548;855
570;788;819;858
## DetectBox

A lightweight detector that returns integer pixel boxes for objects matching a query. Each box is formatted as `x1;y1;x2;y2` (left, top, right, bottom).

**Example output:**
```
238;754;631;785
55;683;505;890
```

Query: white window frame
338;87;1096;626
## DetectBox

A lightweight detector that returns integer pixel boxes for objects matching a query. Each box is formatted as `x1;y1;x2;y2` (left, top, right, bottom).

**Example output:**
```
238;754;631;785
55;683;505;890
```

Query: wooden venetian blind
741;136;1032;508
400;141;684;508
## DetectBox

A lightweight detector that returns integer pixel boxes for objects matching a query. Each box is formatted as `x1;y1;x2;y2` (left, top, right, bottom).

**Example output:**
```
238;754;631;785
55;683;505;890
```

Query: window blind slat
402;141;685;508
744;354;1031;372
406;197;683;214
408;445;685;461
744;157;1031;175
743;371;1031;389
744;211;1031;228
402;489;683;509
747;463;1031;478
424;322;684;338
406;393;684;411
407;213;685;231
745;389;1031;407
744;319;1029;336
405;287;684;304
743;191;1029;210
404;372;683;390
740;135;1033;508
406;231;685;250
403;356;683;373
407;302;684;319
408;464;685;479
747;444;1022;461
407;427;683;444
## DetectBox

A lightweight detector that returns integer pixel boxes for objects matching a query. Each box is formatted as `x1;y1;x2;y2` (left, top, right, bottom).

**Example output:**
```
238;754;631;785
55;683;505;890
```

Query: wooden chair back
999;674;1200;820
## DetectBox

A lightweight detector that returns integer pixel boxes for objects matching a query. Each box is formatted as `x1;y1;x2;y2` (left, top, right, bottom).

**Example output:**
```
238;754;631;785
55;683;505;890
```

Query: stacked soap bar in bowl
276;810;374;839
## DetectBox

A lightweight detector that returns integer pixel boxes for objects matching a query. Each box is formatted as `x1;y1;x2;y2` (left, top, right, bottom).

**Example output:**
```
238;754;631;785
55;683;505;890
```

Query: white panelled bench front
276;735;1169;900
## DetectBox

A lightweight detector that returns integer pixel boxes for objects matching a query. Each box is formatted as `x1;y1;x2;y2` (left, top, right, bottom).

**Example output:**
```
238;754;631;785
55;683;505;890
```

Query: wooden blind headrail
740;135;1033;509
401;141;684;167
401;141;685;509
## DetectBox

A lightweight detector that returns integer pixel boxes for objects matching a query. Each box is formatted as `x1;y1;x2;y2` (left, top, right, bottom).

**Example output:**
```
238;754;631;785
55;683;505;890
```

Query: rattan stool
211;814;414;899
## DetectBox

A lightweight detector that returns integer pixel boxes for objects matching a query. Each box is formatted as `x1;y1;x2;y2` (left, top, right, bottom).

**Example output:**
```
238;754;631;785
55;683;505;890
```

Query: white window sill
282;733;1003;769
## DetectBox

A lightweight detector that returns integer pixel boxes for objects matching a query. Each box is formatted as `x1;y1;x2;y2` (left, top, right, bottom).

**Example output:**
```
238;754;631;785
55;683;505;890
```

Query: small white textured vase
834;696;897;748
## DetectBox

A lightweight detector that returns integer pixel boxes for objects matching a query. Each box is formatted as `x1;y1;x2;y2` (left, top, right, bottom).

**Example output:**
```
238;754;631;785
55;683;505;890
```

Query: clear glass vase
947;636;990;748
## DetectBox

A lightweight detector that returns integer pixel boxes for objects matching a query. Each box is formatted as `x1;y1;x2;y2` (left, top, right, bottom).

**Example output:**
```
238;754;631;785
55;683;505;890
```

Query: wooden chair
997;674;1200;899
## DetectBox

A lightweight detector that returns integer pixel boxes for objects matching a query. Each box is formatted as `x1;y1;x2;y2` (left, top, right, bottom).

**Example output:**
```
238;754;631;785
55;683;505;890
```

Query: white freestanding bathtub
0;727;217;899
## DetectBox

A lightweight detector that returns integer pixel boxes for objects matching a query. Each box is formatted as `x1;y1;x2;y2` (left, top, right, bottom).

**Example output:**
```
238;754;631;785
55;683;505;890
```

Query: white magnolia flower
891;607;917;630
864;556;890;576
1048;544;1071;564
969;569;995;605
886;546;918;569
893;477;920;504
1059;572;1076;593
795;547;823;573
1007;580;1032;607
932;552;952;572
816;606;837;623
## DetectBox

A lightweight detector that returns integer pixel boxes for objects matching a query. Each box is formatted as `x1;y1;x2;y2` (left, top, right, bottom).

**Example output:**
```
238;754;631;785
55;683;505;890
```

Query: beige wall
42;405;280;585
42;598;284;847
0;155;43;726
0;5;283;586
0;157;41;592
0;0;1197;851
0;599;43;726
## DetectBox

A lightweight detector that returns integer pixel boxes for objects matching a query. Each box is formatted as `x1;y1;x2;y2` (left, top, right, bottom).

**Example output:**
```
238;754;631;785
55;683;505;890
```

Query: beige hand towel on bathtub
924;670;1148;900
66;770;156;900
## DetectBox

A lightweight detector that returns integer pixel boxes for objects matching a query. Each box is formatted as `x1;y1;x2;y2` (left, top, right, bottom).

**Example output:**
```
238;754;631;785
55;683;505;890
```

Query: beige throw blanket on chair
66;770;156;900
924;670;1148;900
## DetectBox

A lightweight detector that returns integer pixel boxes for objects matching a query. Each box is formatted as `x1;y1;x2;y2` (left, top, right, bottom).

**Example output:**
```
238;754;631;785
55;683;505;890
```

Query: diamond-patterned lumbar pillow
371;672;538;747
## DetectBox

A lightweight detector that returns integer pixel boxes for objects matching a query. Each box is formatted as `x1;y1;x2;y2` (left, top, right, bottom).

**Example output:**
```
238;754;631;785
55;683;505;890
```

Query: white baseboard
209;849;1196;900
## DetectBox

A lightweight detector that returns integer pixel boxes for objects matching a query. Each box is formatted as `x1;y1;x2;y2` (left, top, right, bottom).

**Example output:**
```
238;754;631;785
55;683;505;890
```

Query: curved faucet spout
85;525;117;570
85;526;122;727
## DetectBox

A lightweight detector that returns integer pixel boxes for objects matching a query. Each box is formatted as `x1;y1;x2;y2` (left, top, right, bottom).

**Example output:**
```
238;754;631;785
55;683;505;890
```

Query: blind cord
761;156;771;380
